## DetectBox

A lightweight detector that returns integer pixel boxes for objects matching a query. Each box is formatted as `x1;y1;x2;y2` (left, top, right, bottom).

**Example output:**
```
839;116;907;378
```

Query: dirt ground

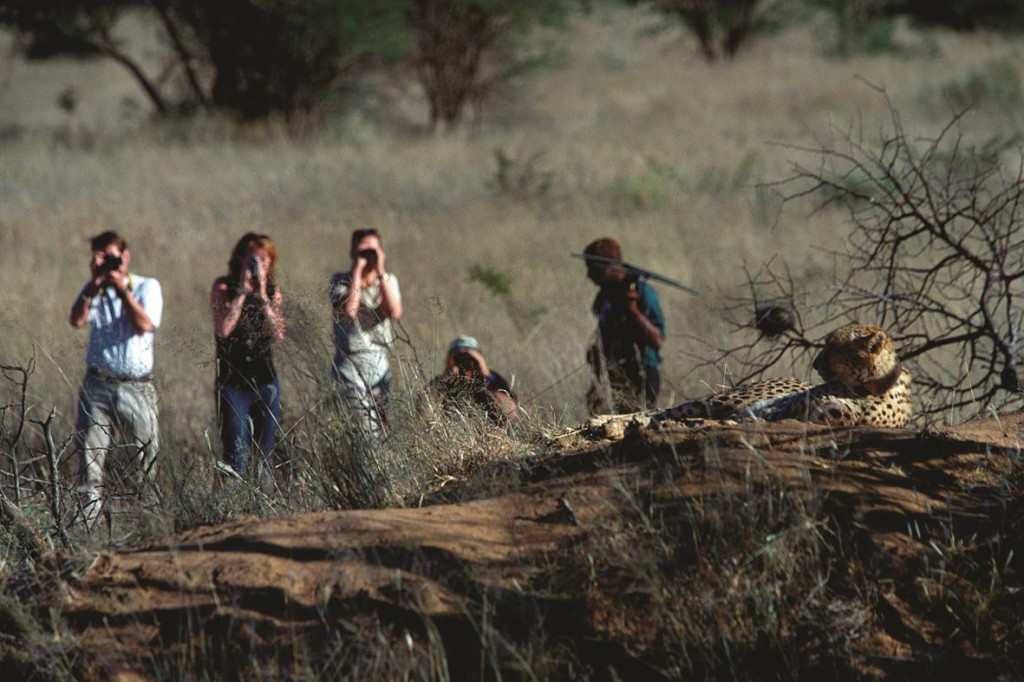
18;413;1024;680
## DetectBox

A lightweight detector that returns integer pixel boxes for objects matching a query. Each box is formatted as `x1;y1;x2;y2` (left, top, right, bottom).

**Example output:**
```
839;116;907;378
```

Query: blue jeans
217;378;281;477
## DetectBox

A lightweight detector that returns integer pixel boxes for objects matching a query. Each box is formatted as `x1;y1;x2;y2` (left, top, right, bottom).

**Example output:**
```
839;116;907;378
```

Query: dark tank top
215;280;277;387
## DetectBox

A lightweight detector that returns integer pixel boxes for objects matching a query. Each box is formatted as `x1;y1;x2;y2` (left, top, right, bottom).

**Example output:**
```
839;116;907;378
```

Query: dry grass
2;6;1024;499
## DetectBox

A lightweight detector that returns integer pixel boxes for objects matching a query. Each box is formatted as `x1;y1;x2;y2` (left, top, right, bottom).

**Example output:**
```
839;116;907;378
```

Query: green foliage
806;0;904;56
630;0;770;60
612;154;755;211
168;0;410;119
3;0;576;125
468;264;514;297
942;59;1024;114
612;156;679;209
897;0;1024;32
407;0;578;130
489;146;554;199
835;16;900;55
0;0;413;119
809;0;1024;39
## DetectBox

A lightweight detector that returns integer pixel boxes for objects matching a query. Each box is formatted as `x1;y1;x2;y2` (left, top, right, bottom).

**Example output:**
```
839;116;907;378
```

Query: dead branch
713;86;1024;419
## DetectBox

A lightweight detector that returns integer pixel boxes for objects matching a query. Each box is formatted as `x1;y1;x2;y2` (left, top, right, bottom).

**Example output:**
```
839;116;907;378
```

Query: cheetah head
812;324;902;395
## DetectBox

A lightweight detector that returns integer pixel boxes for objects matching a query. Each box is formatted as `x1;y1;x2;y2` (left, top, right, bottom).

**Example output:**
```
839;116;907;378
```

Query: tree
405;0;573;131
1;0;409;121
707;86;1024;421
0;0;172;114
810;0;1024;46
895;0;1024;31
632;0;766;61
163;0;408;120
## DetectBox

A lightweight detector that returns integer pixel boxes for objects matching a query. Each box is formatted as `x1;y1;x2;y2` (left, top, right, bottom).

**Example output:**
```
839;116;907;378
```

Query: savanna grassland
2;6;1024;680
5;4;1023;445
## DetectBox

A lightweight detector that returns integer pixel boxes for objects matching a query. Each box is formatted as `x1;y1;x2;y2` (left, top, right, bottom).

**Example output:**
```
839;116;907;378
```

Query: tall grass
1;5;1023;507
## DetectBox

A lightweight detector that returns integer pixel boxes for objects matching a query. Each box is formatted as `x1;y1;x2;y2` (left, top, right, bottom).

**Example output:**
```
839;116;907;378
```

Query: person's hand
88;251;109;288
353;250;369;276
447;349;489;379
252;255;269;299
90;251;127;290
107;269;129;294
372;244;386;276
624;282;640;312
240;260;255;295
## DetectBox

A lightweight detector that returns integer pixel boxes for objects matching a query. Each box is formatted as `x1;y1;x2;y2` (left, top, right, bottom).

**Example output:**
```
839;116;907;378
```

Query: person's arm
260;286;286;342
211;279;246;338
492;390;519;421
110;271;156;334
70;253;107;328
249;259;285;342
626;283;663;350
69;280;102;328
378;274;403;320
339;261;366;320
371;246;403;320
486;371;519;421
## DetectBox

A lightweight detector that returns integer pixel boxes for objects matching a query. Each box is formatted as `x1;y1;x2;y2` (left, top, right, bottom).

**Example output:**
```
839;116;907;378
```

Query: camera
100;254;123;273
247;257;260;280
358;248;377;264
452;351;481;375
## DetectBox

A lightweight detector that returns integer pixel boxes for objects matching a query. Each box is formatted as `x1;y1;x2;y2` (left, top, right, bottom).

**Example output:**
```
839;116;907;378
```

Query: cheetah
656;323;912;428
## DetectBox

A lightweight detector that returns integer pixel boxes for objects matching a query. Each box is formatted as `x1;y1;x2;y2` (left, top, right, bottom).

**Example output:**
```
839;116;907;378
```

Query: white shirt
329;272;400;387
84;274;163;378
329;272;400;355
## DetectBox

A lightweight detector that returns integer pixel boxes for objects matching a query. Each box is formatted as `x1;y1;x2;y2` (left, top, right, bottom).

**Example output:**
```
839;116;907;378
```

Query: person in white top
69;231;163;528
329;229;403;439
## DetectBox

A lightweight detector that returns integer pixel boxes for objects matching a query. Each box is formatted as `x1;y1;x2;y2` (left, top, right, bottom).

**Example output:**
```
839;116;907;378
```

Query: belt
87;367;153;383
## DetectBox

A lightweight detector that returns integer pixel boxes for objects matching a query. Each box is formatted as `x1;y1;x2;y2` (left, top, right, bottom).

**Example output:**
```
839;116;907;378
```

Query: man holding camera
429;336;519;425
583;237;665;414
69;231;163;527
330;229;403;439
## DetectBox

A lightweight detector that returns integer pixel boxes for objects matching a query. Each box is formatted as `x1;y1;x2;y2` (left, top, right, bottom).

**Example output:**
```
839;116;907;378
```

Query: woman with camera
329;229;403;439
210;233;286;478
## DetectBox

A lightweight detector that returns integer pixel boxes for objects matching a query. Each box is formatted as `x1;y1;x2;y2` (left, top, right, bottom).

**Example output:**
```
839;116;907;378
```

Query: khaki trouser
74;371;159;527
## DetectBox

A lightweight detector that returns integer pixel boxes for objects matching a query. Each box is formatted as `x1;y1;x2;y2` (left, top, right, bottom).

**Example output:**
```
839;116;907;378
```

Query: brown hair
584;237;622;262
350;229;381;257
228;232;279;289
90;231;127;252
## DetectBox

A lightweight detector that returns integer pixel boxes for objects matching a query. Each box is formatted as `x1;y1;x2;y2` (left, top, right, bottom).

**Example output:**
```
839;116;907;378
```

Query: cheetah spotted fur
656;323;912;428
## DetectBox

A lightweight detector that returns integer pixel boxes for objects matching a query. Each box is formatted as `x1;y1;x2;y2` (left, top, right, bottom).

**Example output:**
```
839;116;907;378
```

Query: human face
586;260;624;286
354;234;381;256
91;244;130;278
244;246;272;284
354;234;381;269
247;247;271;270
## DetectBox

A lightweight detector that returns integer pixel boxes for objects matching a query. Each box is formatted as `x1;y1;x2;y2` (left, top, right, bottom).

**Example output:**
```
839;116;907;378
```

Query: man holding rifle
581;238;666;413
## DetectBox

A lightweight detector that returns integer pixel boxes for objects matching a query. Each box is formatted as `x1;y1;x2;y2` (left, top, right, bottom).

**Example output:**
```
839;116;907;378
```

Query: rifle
571;253;699;296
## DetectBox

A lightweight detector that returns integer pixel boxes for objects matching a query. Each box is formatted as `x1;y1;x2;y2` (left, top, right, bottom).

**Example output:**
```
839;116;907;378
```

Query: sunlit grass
1;5;1022;454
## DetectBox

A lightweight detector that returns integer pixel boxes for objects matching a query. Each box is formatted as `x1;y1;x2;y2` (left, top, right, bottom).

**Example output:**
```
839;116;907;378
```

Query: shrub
713;87;1024;420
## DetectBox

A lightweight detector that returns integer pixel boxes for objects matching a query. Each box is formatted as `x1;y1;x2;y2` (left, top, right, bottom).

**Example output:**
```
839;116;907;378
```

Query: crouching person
429;336;519;425
69;231;163;529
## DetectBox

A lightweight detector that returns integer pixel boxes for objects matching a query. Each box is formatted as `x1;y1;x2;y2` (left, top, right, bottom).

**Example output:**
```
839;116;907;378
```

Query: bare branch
711;93;1024;419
